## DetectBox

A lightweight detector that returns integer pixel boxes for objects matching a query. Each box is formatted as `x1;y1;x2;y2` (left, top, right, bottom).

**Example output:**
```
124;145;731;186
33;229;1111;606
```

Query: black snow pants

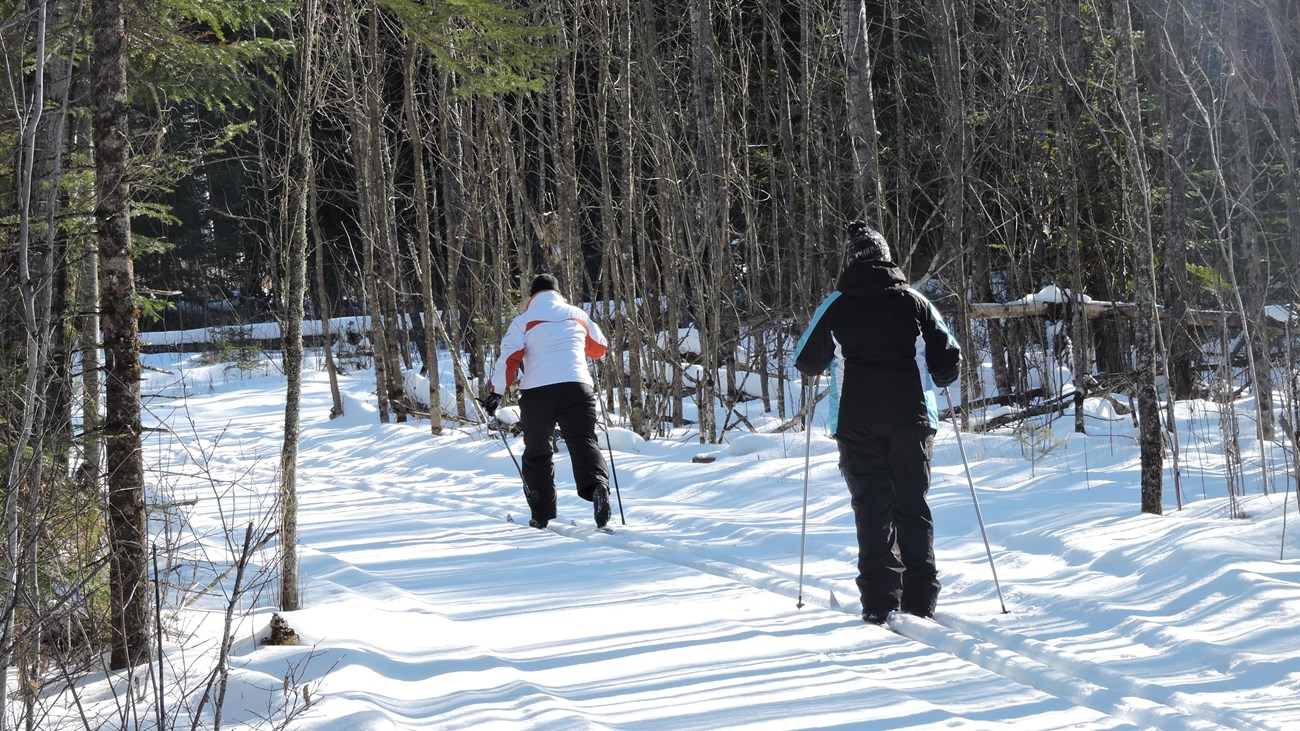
519;381;609;522
835;423;940;618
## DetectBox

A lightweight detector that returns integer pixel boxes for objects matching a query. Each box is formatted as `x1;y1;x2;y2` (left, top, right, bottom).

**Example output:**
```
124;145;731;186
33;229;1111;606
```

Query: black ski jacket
794;260;961;434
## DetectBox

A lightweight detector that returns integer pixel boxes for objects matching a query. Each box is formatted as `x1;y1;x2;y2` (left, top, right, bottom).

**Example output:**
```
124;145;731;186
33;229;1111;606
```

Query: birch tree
2;1;58;720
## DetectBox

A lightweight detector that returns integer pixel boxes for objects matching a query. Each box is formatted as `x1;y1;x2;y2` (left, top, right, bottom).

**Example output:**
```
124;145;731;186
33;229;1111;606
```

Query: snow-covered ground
43;348;1300;730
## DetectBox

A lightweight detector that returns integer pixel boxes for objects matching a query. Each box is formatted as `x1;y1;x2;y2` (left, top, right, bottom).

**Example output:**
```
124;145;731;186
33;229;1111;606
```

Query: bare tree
688;0;724;443
842;0;884;213
2;1;58;722
402;40;444;435
309;163;344;420
1112;0;1164;514
277;0;322;614
437;51;474;416
925;0;970;424
1155;0;1197;403
1050;0;1093;433
92;0;150;668
1221;0;1276;445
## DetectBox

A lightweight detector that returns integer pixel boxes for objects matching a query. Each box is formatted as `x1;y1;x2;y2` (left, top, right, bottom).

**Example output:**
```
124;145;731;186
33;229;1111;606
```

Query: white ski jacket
489;290;608;393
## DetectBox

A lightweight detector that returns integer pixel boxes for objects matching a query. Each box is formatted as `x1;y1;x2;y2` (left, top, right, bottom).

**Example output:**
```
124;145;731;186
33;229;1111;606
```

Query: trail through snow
40;351;1300;730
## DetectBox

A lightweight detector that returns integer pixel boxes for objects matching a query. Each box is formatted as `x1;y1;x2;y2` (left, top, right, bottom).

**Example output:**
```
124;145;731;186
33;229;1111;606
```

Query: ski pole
472;395;532;502
944;385;1009;614
494;422;530;501
796;373;819;609
591;363;626;525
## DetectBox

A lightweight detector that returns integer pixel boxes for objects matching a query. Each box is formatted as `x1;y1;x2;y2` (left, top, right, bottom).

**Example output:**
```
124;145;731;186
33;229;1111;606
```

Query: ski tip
829;589;842;611
506;514;515;524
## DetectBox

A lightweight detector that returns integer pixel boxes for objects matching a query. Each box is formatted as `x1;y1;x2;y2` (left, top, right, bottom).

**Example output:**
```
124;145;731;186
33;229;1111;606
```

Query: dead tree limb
972;392;1077;432
968;300;1246;328
772;388;828;433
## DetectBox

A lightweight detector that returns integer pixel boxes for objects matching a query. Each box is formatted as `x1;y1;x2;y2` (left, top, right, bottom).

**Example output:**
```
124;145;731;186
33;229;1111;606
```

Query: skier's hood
836;258;909;298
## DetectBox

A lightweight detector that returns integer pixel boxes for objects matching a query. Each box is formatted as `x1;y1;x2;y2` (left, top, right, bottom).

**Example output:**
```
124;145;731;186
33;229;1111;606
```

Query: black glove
931;363;960;389
479;392;502;418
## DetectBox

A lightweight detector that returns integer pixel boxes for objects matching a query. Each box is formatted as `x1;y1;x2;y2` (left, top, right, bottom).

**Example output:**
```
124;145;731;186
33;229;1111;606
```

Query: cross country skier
793;220;962;625
483;274;612;530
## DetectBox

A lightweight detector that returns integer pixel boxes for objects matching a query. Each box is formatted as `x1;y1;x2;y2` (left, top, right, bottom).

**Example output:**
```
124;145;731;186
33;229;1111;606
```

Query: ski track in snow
270;476;1129;730
288;542;619;730
139;362;1300;730
345;476;1271;731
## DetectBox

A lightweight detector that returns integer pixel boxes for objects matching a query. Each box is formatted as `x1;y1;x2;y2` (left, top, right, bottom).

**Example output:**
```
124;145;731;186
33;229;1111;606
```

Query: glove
479;392;502;418
931;363;960;389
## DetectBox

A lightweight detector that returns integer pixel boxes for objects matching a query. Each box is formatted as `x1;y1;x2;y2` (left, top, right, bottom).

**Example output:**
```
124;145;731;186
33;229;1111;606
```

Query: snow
1006;285;1094;306
139;316;379;347
37;348;1300;730
1263;304;1294;323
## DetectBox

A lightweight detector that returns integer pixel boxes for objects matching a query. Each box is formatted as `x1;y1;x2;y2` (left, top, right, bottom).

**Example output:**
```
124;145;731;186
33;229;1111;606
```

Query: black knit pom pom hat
845;220;892;263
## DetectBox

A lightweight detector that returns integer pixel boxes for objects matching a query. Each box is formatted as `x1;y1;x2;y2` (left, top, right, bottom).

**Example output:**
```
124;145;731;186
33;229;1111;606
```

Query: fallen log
967;300;1245;328
971;392;1077;433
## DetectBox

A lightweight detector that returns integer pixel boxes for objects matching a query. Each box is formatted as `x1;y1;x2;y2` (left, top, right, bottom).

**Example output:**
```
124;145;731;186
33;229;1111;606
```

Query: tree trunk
1222;0;1276;445
1113;0;1164;515
403;41;443;434
925;0;968;424
3;2;56;720
278;0;319;613
438;69;472;415
1263;1;1300;320
557;15;582;299
73;41;104;496
341;3;382;421
690;0;723;443
365;9;408;422
309;160;344;419
343;2;399;422
1157;0;1196;402
842;0;884;213
93;0;150;669
621;0;649;437
1051;0;1092;433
